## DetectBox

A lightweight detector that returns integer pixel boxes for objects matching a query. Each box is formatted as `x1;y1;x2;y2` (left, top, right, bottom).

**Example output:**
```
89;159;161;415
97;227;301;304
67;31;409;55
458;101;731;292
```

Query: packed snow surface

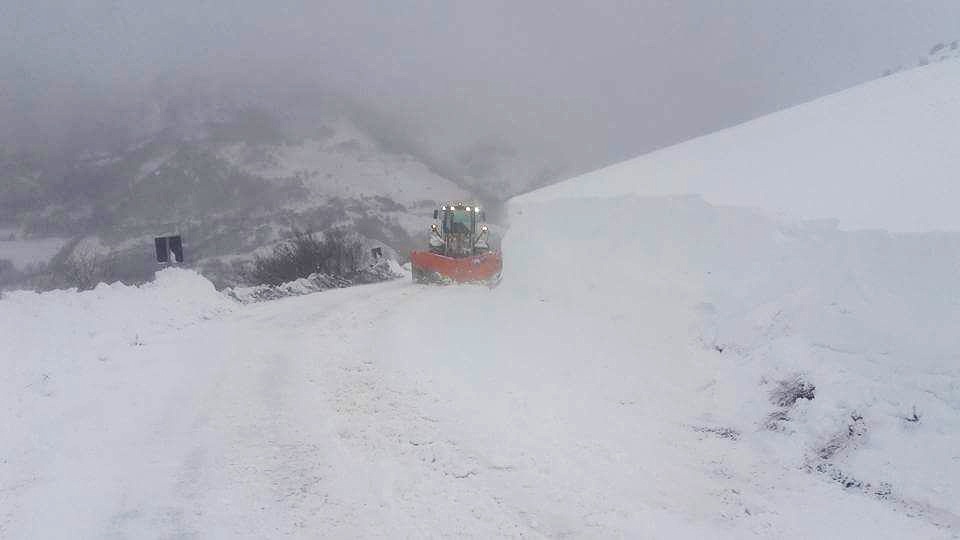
520;58;960;232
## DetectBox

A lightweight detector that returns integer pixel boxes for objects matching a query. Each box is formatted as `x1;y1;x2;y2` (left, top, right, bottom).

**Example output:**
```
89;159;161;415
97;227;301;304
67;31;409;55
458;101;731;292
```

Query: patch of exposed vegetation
247;228;365;286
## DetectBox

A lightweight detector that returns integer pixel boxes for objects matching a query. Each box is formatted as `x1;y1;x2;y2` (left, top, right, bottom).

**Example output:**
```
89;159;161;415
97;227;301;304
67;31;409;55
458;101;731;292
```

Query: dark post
155;235;184;264
155;237;169;263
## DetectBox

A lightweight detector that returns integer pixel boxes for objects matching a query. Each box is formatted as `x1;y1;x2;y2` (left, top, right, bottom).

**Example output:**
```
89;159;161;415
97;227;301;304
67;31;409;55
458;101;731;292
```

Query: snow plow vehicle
410;202;502;285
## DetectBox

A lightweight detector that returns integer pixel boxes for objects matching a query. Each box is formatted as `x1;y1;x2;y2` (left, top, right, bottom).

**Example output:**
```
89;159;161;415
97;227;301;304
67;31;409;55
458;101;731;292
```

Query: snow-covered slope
520;58;960;232
503;193;960;535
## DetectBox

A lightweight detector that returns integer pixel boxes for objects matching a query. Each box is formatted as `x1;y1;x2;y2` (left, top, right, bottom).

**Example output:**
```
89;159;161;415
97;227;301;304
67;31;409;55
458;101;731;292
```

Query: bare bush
770;375;816;407
762;375;816;431
690;425;740;441
248;228;365;286
61;248;107;290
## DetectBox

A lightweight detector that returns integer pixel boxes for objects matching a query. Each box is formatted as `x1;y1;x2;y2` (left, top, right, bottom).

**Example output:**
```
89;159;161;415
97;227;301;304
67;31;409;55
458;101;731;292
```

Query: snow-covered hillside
522;58;960;232
218;118;469;208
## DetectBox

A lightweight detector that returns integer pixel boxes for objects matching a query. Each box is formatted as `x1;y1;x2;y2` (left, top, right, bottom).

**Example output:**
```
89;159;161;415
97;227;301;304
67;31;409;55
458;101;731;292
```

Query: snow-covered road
4;276;717;537
4;278;419;537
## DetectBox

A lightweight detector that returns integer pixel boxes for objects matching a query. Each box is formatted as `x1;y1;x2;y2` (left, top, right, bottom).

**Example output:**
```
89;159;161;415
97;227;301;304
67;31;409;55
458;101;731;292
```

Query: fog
3;0;960;175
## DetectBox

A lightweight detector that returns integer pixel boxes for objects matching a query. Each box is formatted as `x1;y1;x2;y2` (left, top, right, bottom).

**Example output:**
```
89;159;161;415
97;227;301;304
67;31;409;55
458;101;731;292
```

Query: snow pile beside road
354;258;408;284
502;59;960;531
0;268;236;537
0;268;234;391
694;206;960;527
503;192;960;535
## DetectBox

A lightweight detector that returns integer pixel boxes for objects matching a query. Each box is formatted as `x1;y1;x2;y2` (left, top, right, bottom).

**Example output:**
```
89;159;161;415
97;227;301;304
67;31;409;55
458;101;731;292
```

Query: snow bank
0;268;236;537
0;268;234;390
501;61;960;533
517;59;960;232
503;191;960;535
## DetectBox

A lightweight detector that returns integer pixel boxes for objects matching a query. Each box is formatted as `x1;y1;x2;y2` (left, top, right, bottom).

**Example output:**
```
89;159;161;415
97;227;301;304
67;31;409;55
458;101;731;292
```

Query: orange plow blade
410;250;503;284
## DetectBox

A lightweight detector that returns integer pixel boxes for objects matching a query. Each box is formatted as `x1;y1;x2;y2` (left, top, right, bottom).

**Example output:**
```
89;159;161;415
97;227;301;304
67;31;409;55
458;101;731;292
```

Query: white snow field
4;63;960;537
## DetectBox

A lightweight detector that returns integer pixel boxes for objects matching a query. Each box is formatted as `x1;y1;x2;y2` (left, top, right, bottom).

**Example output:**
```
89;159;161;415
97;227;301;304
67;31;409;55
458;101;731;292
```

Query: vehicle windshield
448;209;473;234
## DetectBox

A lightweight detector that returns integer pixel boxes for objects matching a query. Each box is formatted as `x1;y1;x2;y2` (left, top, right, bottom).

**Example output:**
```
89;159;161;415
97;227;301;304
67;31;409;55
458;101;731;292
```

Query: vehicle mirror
433;209;438;219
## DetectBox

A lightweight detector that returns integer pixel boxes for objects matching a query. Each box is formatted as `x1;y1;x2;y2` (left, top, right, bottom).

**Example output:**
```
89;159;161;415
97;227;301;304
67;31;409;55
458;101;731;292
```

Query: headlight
481;225;488;232
466;206;472;212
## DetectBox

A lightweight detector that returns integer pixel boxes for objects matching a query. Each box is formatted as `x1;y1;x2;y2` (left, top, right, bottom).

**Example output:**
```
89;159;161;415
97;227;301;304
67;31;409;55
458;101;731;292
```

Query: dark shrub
248;228;364;286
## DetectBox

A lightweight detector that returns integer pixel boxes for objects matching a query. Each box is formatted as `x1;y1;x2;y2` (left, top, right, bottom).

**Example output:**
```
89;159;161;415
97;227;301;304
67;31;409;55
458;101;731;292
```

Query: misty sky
3;1;959;173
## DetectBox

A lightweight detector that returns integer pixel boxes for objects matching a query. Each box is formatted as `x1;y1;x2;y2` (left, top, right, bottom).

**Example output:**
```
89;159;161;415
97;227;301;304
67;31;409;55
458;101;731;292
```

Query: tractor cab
429;202;490;257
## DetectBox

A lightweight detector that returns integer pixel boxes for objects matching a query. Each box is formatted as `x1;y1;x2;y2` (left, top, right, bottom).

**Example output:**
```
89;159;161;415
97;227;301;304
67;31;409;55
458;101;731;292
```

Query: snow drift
504;64;960;530
494;63;960;531
1;268;234;368
505;194;960;535
519;58;960;232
